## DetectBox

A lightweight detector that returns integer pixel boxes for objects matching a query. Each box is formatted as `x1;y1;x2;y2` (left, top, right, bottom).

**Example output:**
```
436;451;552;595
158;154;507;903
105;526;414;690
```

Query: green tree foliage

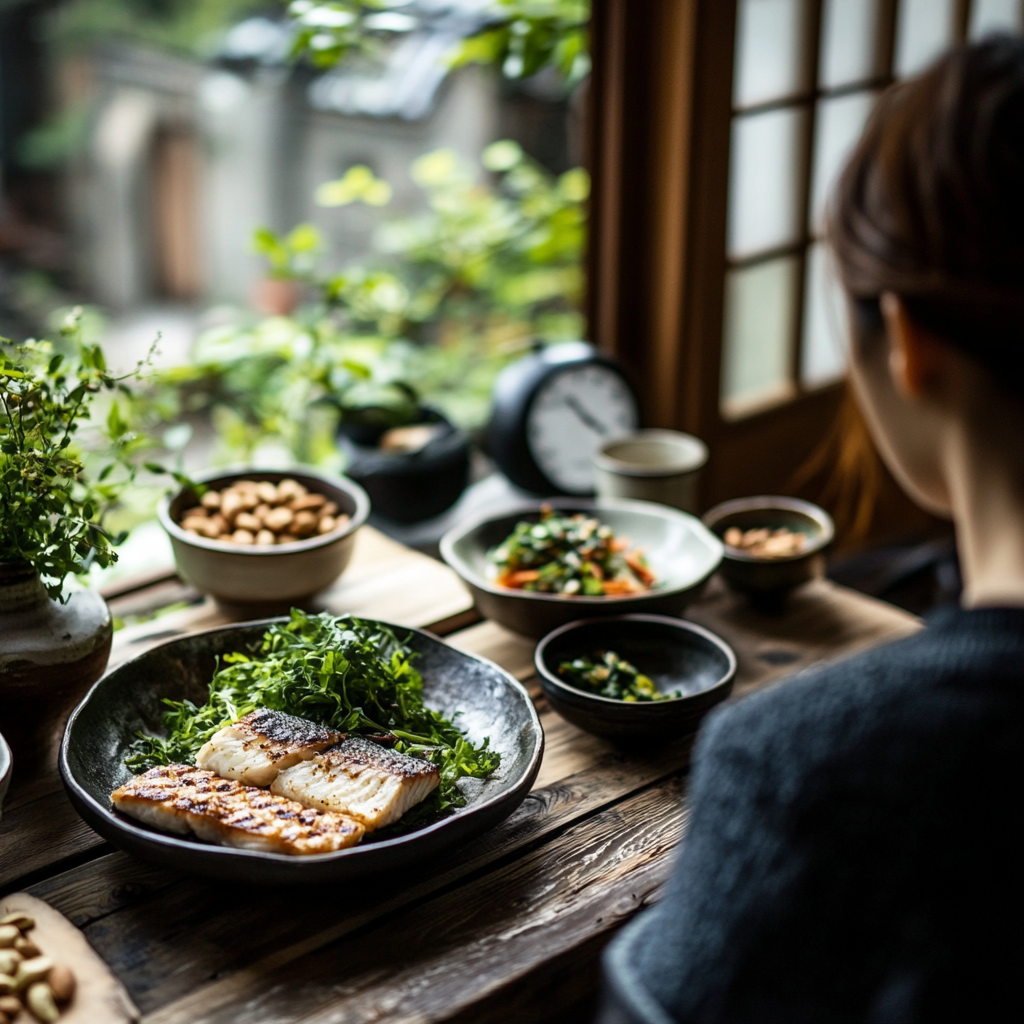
0;312;159;599
288;0;590;83
164;141;588;465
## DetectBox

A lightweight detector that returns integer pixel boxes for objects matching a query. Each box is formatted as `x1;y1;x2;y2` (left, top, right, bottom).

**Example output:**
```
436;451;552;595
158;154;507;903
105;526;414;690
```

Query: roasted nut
12;939;39;959
276;478;307;503
288;510;319;538
0;952;20;976
220;489;257;523
320;501;339;518
0;1009;10;1023
182;517;209;536
180;504;206;519
275;533;297;545
0;928;18;949
255;481;279;505
317;516;337;534
253;503;271;523
46;964;75;1004
0;993;21;1015
200;490;221;509
25;982;59;1022
13;956;52;991
234;512;262;533
724;527;743;547
263;506;294;532
290;493;326;513
255;529;276;546
0;916;33;932
230;529;255;545
0;976;13;996
234;479;259;492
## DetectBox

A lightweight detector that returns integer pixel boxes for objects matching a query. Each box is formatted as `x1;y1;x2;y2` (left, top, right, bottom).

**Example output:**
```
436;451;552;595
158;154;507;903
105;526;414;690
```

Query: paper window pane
727;108;805;259
819;0;880;88
970;0;1021;38
722;257;798;412
734;0;808;108
895;0;956;77
802;243;848;387
810;90;875;231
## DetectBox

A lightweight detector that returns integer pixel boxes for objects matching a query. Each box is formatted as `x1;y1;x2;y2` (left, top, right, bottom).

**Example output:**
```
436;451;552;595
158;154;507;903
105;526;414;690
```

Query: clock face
527;364;640;493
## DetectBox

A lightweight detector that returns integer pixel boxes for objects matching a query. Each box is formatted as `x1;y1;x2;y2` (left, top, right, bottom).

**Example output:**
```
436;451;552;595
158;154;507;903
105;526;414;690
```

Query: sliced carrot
602;578;639;595
503;569;541;587
626;553;655;586
610;538;629;552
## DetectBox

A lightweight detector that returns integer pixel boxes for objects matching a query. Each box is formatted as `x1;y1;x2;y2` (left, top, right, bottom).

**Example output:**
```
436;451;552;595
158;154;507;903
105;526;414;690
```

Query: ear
880;292;945;401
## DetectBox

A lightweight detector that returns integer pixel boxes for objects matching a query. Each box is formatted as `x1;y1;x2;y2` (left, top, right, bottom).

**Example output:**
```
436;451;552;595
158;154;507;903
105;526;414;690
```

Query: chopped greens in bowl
126;609;500;823
557;650;681;702
488;507;655;597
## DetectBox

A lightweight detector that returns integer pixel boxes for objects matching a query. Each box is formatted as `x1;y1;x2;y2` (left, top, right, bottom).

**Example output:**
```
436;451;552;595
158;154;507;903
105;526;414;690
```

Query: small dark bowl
60;618;543;884
702;496;834;595
340;410;472;524
441;499;723;639
535;614;737;741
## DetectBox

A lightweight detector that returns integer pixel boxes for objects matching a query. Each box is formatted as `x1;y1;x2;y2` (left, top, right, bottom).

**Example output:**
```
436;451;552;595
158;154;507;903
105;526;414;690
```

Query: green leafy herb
489;507;656;596
126;610;501;821
558;650;679;702
0;310;161;600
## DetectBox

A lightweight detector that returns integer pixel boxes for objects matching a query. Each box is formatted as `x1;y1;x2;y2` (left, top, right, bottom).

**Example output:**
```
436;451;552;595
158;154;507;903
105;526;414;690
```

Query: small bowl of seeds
702;496;834;596
158;467;370;615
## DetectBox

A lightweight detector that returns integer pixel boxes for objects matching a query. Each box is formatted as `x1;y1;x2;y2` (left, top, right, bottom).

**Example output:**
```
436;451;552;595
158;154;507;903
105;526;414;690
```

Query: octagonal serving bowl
440;498;723;638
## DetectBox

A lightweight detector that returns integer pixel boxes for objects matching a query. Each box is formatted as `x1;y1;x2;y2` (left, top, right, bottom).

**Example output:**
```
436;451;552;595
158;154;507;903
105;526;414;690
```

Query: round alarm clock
488;342;641;495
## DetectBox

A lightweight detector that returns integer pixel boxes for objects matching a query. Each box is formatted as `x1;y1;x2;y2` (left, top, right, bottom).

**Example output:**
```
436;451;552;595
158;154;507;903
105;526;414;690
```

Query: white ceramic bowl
158;467;370;614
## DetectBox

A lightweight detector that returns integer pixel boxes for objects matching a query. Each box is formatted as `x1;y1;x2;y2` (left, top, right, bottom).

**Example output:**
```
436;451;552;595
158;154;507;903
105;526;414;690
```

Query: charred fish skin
195;708;342;787
271;737;440;831
111;764;365;855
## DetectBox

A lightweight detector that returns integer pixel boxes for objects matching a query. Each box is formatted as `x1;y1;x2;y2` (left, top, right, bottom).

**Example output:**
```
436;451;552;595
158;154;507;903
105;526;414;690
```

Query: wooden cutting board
0;893;138;1023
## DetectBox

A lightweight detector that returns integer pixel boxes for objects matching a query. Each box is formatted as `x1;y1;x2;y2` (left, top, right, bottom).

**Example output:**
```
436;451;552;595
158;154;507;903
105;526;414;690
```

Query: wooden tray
0;893;138;1023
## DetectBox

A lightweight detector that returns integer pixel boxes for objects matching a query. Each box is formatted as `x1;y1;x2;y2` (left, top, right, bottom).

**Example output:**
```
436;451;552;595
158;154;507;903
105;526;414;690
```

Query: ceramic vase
0;563;113;765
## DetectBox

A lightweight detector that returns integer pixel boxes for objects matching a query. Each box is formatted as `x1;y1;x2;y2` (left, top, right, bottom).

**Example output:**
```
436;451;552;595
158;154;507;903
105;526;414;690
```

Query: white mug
593;430;708;513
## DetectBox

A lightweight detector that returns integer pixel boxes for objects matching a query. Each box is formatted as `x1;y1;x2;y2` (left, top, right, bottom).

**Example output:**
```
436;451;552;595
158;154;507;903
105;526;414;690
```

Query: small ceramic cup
593;430;709;513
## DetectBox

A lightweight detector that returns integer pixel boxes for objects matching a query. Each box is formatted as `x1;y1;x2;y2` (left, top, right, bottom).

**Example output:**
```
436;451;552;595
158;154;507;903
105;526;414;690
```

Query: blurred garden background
0;0;590;581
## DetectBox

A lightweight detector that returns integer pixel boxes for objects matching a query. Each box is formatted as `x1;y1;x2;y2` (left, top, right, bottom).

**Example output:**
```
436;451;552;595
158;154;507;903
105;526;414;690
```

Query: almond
255;529;276;546
200;490;222;509
288;510;319;538
317;516;337;534
231;529;255;545
47;964;75;1004
234;512;262;533
263;506;294;532
290;493;326;513
255;481;279;505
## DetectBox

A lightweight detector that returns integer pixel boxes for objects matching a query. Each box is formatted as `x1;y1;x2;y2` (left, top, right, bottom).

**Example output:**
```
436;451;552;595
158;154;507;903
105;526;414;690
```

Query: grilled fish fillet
195;708;341;787
271;737;440;830
111;764;364;855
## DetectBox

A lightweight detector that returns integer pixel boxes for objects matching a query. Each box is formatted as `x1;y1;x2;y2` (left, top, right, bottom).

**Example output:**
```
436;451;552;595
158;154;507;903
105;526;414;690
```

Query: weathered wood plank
39;732;691;1011
445;620;538;682
0;790;106;891
108;526;475;669
142;776;687;1024
687;575;921;698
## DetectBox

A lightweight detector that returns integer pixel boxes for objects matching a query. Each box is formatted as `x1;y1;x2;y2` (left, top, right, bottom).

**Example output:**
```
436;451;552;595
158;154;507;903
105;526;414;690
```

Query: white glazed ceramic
593;430;709;513
0;733;11;821
158;466;370;614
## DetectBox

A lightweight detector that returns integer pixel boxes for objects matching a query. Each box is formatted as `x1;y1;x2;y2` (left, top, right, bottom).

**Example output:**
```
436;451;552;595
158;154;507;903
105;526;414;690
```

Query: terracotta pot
252;277;303;317
0;563;113;765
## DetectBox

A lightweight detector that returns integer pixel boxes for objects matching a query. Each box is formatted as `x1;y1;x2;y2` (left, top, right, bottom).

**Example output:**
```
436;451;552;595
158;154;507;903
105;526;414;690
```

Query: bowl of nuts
158;467;370;615
702;496;834;596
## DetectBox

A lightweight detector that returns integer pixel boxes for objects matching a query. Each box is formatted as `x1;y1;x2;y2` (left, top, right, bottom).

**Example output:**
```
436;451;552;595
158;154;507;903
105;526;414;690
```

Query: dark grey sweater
600;607;1024;1024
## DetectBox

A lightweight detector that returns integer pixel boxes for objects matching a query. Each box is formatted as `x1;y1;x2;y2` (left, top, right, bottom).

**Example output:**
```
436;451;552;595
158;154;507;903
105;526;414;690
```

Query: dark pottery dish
158;466;370;617
60;619;543;884
0;562;112;766
340;410;472;524
440;498;723;638
702;496;834;595
535;614;737;741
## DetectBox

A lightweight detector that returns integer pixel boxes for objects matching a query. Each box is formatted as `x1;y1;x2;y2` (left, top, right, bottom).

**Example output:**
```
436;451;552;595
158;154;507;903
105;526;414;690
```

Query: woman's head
830;37;1024;516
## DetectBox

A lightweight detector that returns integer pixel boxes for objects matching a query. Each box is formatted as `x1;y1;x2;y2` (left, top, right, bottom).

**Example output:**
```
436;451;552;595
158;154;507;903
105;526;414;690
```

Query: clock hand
564;395;608;435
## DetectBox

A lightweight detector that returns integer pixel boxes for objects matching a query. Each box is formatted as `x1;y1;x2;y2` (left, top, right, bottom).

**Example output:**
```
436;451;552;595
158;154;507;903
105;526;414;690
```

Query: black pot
340;410;472;524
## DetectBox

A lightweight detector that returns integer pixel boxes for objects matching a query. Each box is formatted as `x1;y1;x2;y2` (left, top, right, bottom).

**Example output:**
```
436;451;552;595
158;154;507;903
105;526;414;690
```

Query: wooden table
0;527;920;1023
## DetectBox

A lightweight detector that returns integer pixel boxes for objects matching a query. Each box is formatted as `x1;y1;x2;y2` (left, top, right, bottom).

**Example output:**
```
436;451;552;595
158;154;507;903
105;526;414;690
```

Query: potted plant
334;377;472;524
0;313;151;763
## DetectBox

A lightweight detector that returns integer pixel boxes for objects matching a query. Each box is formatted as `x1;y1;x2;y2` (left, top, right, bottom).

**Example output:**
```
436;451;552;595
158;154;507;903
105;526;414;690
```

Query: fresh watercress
126;609;501;819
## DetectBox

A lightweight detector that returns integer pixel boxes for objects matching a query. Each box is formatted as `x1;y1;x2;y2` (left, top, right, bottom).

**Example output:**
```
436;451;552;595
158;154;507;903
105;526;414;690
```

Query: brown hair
830;37;1024;384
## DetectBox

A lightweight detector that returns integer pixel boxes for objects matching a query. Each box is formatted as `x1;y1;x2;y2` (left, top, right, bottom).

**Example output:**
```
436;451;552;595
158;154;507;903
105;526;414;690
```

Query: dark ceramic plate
440;498;723;638
60;620;543;884
535;614;737;741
